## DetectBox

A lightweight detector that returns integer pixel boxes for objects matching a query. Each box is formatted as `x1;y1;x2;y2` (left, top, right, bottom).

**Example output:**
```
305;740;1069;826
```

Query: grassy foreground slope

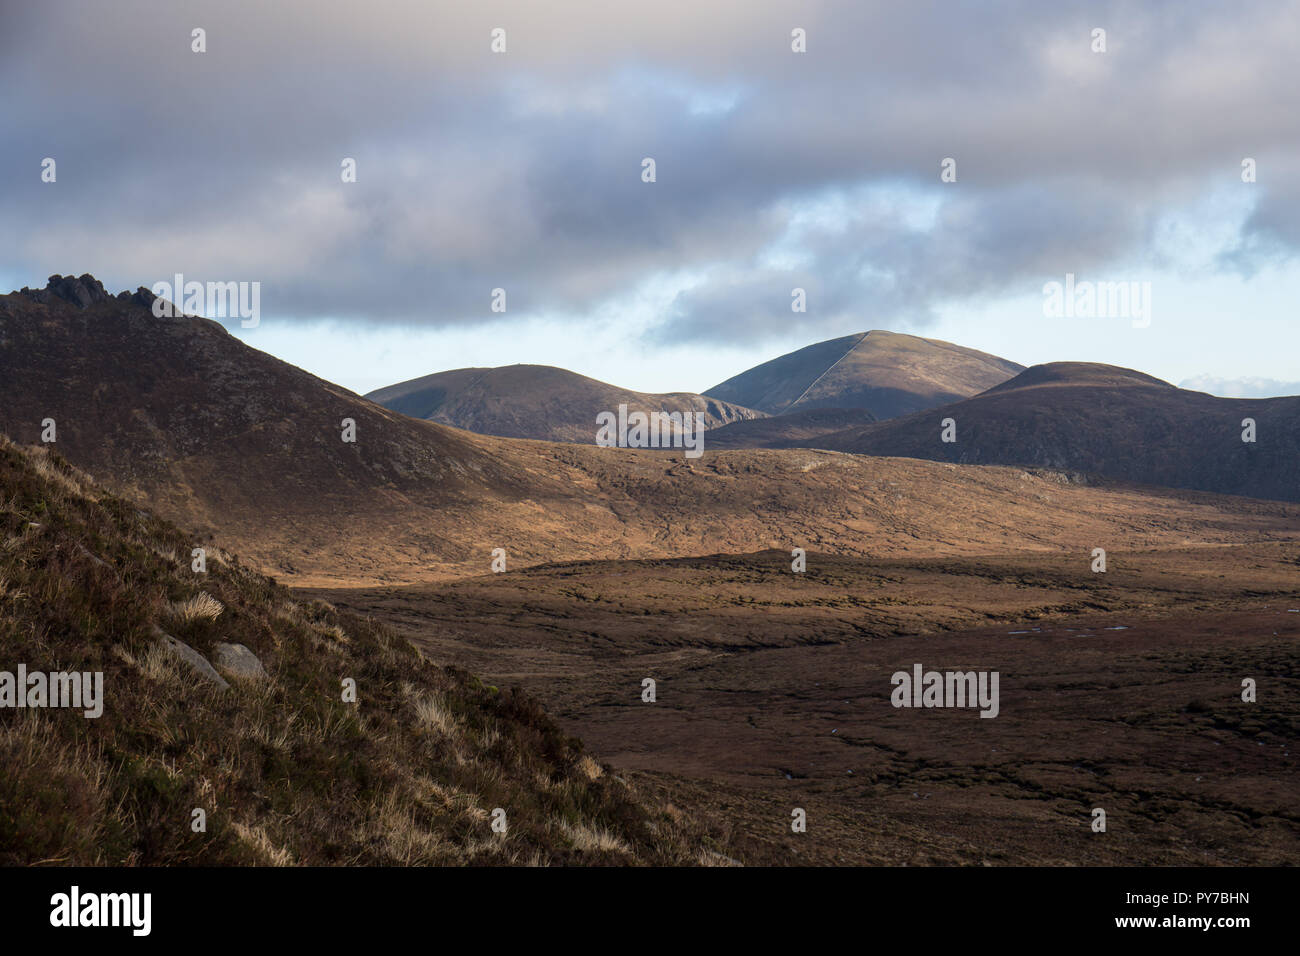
0;437;712;865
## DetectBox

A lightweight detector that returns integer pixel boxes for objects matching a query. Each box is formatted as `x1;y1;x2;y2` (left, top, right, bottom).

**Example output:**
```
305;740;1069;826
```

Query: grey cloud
655;178;1171;342
2;0;1297;344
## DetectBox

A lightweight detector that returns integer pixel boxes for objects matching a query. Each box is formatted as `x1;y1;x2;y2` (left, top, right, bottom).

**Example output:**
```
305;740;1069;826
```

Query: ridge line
785;331;869;411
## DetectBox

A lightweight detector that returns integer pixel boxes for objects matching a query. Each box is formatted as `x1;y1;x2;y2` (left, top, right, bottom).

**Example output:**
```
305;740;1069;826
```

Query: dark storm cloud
2;0;1296;342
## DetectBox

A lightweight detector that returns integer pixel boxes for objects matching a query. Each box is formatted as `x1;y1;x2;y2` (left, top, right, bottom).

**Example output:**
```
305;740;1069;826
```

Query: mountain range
4;275;1295;587
364;319;1299;503
367;329;1025;440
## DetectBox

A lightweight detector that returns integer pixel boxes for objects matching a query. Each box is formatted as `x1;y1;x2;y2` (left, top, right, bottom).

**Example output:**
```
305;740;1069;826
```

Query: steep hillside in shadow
368;364;764;443
808;362;1300;502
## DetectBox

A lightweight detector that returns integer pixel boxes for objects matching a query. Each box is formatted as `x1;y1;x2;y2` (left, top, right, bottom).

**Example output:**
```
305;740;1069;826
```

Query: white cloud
1179;376;1300;398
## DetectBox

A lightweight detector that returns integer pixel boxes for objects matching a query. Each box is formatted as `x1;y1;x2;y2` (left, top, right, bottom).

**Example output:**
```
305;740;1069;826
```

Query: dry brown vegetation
0;438;719;865
311;547;1300;865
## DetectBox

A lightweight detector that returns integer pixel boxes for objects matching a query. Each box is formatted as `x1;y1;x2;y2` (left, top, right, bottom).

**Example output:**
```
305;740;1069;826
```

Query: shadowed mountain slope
367;364;764;443
705;406;878;449
804;362;1300;502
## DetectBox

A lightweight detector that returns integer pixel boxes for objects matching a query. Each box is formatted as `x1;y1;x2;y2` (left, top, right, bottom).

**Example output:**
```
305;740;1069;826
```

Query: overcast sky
3;0;1299;396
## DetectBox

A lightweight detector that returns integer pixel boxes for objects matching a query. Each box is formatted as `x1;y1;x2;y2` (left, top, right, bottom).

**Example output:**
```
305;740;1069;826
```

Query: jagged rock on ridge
19;274;112;309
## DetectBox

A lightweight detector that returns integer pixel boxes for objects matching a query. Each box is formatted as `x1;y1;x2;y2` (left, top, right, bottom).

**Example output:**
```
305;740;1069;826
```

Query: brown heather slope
366;364;765;443
800;362;1300;503
4;277;1300;587
312;547;1300;865
0;436;718;865
704;330;1024;418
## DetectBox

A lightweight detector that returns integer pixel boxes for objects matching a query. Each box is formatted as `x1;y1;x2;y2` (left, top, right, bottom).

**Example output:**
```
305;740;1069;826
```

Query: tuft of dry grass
412;692;457;737
231;822;295;866
558;818;631;855
26;445;89;498
166;592;224;625
113;641;186;685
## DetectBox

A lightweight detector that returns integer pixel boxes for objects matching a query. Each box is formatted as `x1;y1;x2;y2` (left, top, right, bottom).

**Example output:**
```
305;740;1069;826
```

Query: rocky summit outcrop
20;274;155;310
